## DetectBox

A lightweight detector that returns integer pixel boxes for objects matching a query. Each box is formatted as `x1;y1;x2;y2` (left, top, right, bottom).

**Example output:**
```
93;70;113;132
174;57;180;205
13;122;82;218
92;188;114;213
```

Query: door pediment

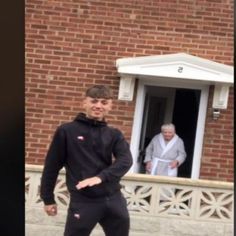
116;53;233;102
116;53;233;84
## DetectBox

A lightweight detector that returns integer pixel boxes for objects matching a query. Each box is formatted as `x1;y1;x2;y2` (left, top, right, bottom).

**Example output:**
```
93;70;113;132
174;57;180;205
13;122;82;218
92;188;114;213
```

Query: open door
138;94;166;173
138;86;200;178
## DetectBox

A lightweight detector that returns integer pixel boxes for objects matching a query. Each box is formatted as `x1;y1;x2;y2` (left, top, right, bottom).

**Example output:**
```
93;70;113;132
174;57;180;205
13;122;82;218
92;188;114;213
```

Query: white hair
161;123;176;133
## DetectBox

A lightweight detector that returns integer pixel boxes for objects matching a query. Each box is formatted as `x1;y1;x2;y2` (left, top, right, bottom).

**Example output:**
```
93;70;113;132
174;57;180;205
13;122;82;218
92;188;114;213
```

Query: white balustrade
25;164;233;236
26;164;233;222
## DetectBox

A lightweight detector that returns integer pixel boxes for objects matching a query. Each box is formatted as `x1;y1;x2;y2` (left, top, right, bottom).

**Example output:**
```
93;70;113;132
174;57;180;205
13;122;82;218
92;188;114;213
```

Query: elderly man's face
162;128;175;141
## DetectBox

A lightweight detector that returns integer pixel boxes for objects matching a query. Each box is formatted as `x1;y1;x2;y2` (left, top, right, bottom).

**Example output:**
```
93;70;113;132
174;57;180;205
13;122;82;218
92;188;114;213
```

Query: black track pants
64;192;130;236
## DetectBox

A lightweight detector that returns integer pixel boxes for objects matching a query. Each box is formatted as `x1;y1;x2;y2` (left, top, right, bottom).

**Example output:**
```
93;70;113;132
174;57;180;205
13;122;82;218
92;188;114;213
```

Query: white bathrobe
144;133;186;177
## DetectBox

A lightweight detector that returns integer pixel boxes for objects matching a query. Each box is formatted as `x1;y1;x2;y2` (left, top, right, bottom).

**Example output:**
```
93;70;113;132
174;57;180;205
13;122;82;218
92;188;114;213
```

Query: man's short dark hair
85;85;113;99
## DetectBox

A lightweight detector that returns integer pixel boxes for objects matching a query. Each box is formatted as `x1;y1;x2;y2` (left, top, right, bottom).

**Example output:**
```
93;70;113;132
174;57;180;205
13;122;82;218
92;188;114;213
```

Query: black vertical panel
172;89;200;178
0;0;25;235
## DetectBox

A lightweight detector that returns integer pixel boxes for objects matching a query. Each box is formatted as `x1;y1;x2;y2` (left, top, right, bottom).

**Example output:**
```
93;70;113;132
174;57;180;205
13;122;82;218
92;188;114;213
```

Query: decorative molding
116;53;233;84
118;76;136;101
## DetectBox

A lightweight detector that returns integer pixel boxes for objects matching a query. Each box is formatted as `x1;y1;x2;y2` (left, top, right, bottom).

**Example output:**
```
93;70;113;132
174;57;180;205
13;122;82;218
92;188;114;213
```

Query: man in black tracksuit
40;85;133;236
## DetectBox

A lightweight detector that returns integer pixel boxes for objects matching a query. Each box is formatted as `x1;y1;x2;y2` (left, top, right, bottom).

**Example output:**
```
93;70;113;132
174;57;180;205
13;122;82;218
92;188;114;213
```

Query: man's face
162;128;175;141
83;97;112;121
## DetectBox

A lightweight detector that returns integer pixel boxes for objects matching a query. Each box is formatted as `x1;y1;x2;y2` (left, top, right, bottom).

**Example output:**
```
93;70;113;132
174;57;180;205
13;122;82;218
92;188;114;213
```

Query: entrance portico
116;53;233;178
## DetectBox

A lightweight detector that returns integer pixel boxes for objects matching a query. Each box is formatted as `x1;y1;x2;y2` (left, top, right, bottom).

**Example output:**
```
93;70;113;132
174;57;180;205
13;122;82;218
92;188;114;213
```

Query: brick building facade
25;0;234;182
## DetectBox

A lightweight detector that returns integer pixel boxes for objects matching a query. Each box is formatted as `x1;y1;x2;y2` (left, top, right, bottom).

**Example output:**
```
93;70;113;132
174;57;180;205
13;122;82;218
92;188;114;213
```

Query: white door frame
129;78;209;179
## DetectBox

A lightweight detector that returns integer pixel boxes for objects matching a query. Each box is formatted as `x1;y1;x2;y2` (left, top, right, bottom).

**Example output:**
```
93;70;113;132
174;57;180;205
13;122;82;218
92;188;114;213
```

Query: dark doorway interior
138;94;167;173
172;88;200;178
138;86;200;178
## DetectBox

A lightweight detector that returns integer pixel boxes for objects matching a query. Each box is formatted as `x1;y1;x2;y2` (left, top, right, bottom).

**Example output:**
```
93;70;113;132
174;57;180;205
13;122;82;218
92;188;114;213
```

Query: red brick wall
25;0;234;181
200;86;234;182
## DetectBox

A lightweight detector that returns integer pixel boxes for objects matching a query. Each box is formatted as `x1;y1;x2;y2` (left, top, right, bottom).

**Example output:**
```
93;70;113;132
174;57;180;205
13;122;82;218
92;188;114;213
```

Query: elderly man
144;123;186;177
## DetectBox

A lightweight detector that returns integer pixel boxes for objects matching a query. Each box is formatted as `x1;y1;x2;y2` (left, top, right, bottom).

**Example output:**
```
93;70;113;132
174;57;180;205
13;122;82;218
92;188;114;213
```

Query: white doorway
129;79;209;179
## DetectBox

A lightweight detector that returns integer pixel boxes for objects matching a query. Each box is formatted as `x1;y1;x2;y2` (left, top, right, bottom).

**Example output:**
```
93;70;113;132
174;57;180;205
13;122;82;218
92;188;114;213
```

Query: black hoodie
40;113;133;204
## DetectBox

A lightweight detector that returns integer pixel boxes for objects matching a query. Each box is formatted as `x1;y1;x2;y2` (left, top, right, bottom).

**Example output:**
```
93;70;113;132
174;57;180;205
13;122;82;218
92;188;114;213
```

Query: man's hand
145;161;152;173
44;204;57;216
76;176;102;190
169;160;179;169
